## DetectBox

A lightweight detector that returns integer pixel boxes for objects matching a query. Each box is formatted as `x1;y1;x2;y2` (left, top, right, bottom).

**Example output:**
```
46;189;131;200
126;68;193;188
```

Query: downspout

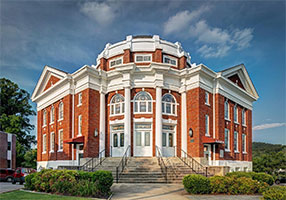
72;79;75;165
212;77;216;165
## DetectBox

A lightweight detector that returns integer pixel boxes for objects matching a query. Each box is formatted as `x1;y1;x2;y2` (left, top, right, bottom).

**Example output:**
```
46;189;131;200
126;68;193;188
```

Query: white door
204;144;211;165
134;123;152;156
111;132;125;157
162;132;175;157
77;144;84;165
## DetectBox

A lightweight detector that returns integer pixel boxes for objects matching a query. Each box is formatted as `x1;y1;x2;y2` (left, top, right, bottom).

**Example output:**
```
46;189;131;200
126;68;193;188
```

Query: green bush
183;174;211;194
228;177;259;195
25;169;113;198
226;171;274;185
209;176;232;194
262;186;286;200
226;171;254;179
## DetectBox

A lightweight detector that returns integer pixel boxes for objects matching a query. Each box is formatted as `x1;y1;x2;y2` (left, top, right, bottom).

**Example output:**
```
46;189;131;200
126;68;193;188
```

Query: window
168;133;173;147
50;106;54;123
50;132;55;152
110;94;125;115
162;132;167;147
110;57;123;68
78;93;82;106
234;131;238;152
58;130;63;151
224;129;230;151
224;100;229;120
78;115;82;136
43;134;46;153
205;115;209;136
162;94;176;115
43;110;47;126
242;109;246;125
205;92;209;105
135;54;152;62
7;142;11;151
242;134;247;153
113;134;118;147
59;102;64;120
134;91;152;113
234;104;238;123
120;133;124;147
7;160;11;168
163;55;177;66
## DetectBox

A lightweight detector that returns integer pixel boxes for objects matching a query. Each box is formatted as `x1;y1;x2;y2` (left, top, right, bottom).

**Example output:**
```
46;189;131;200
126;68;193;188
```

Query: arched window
50;106;54;123
59;102;64;120
162;94;176;115
110;94;125;115
134;91;152;113
224;100;229;120
43;110;47;126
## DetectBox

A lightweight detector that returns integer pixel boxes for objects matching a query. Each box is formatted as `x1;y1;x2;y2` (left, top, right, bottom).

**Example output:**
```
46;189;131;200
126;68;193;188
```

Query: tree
22;149;37;169
0;78;36;166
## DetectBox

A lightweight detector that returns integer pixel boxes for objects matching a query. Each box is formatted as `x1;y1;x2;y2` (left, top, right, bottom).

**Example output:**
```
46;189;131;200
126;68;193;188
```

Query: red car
12;167;36;184
0;169;15;182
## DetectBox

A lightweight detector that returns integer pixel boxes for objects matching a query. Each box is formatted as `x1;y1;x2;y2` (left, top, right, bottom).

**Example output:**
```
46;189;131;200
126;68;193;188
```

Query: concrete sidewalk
111;183;188;200
0;182;24;193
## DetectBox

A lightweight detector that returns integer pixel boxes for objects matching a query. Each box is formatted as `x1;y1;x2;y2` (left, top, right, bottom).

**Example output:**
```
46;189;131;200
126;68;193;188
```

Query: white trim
110;119;125;125
205;114;210;136
135;54;152;63
133;117;153;123
109;57;123;68
133;91;153;114
162;93;177;116
78;115;82;136
77;92;82;106
163;55;177;67
162;118;177;124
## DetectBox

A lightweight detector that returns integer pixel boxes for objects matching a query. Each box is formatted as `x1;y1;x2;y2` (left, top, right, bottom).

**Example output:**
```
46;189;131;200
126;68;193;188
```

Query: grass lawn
0;190;95;199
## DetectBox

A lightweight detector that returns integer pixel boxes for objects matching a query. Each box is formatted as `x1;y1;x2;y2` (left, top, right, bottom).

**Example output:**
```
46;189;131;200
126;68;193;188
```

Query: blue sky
1;0;285;144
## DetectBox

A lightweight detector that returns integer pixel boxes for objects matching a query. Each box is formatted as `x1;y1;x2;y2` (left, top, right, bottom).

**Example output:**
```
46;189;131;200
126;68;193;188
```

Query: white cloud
253;123;286;131
163;8;254;58
80;1;117;25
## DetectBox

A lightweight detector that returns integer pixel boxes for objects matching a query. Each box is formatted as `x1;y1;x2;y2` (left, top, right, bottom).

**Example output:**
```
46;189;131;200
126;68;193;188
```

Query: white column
181;91;187;156
124;87;131;156
155;87;162;154
99;92;105;156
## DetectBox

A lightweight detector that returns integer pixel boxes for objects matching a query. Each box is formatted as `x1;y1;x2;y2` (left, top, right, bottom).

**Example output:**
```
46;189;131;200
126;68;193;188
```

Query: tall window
163;55;177;66
110;94;125;115
205;115;210;136
50;132;55;152
234;131;238;152
58;130;63;151
43;110;47;126
234;104;238;123
78;93;82;106
242;109;246;125
134;91;152;113
242;134;246;153
162;94;176;115
50;106;54;124
205;92;209;105
78;115;82;136
43;134;46;153
224;100;229;120
225;129;230;151
59;102;64;120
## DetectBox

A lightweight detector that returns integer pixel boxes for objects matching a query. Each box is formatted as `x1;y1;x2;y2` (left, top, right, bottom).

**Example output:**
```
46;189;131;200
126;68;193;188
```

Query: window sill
205;103;210;106
205;134;210;137
224;149;231;152
134;112;152;114
77;104;82;107
42;125;47;128
49;122;54;125
234;121;239;125
242;124;247;127
42;151;46;154
49;151;54;153
57;150;63;152
234;151;240;154
110;113;124;117
58;119;63;122
225;118;231;122
162;113;177;116
243;152;247;154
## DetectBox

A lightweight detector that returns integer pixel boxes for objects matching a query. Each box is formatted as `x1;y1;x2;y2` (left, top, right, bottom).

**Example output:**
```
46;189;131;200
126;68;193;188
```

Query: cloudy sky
1;0;285;144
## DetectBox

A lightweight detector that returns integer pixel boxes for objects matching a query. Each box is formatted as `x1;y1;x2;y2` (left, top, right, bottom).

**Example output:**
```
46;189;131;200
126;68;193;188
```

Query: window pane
171;59;176;65
137;56;143;61
135;102;138;112
120;133;124;147
113;134;118;147
225;129;229;150
148;102;152;112
115;104;120;114
145;132;150;146
205;115;209;135
111;105;114;115
140;102;146;112
144;56;151;61
162;103;165;113
122;103;125;113
172;104;175;114
162;133;166;147
136;132;141;146
169;133;173;147
166;103;171;113
234;132;237;151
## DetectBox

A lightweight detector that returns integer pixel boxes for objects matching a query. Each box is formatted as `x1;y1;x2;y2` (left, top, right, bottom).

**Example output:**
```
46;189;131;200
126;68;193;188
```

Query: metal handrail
80;149;106;172
156;146;168;182
116;145;130;183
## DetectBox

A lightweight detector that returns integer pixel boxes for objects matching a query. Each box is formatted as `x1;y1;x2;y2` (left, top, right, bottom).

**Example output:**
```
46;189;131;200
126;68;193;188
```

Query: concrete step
118;177;167;183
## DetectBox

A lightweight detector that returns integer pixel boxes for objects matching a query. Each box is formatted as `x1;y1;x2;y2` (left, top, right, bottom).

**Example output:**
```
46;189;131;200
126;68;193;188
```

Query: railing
156;146;168;182
115;145;130;183
80;149;106;172
177;146;210;177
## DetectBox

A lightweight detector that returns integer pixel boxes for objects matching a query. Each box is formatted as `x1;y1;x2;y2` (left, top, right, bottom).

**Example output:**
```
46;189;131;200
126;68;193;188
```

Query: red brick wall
43;75;60;92
0;132;7;168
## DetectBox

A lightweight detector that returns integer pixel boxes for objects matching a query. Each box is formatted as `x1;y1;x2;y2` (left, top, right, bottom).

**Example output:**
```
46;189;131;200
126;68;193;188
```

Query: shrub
226;171;254;179
183;174;211;194
226;171;274;185
91;170;114;196
262;186;286;200
228;177;259;195
209;176;232;194
24;172;37;190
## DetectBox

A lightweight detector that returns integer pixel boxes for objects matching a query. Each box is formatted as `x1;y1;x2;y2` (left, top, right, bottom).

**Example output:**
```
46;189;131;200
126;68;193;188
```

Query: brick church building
31;35;258;172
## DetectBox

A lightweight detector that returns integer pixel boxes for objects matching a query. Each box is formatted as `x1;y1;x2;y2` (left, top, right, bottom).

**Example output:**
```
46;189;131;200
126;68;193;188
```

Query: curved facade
31;35;259;171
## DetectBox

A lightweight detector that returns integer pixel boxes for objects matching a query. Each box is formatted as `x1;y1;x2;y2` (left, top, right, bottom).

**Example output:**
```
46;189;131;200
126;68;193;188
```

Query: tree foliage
0;78;36;167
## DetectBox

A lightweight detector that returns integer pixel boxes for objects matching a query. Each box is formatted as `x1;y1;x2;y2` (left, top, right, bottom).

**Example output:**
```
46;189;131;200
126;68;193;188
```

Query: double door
134;123;152;156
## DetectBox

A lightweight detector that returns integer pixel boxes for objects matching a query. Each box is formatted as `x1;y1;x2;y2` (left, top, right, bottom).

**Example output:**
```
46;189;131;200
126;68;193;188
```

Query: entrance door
162;124;176;157
134;123;152;156
77;144;84;166
111;132;125;157
204;144;211;165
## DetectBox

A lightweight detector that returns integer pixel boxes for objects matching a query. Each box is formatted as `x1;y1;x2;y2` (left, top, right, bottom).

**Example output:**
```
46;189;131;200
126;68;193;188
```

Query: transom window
163;55;177;66
110;57;123;68
110;94;125;115
224;100;229;120
134;91;152;113
162;94;176;115
135;54;152;62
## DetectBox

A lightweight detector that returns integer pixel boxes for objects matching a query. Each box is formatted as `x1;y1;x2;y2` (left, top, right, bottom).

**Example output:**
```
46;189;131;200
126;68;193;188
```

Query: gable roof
220;64;259;99
31;65;68;101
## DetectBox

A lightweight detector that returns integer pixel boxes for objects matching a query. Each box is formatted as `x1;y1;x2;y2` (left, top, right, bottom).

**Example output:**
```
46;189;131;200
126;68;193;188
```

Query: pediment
31;66;67;101
220;64;259;99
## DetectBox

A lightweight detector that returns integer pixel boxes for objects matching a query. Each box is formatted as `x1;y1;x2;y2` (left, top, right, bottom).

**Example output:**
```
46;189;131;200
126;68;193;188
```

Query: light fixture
189;128;193;137
94;128;98;137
